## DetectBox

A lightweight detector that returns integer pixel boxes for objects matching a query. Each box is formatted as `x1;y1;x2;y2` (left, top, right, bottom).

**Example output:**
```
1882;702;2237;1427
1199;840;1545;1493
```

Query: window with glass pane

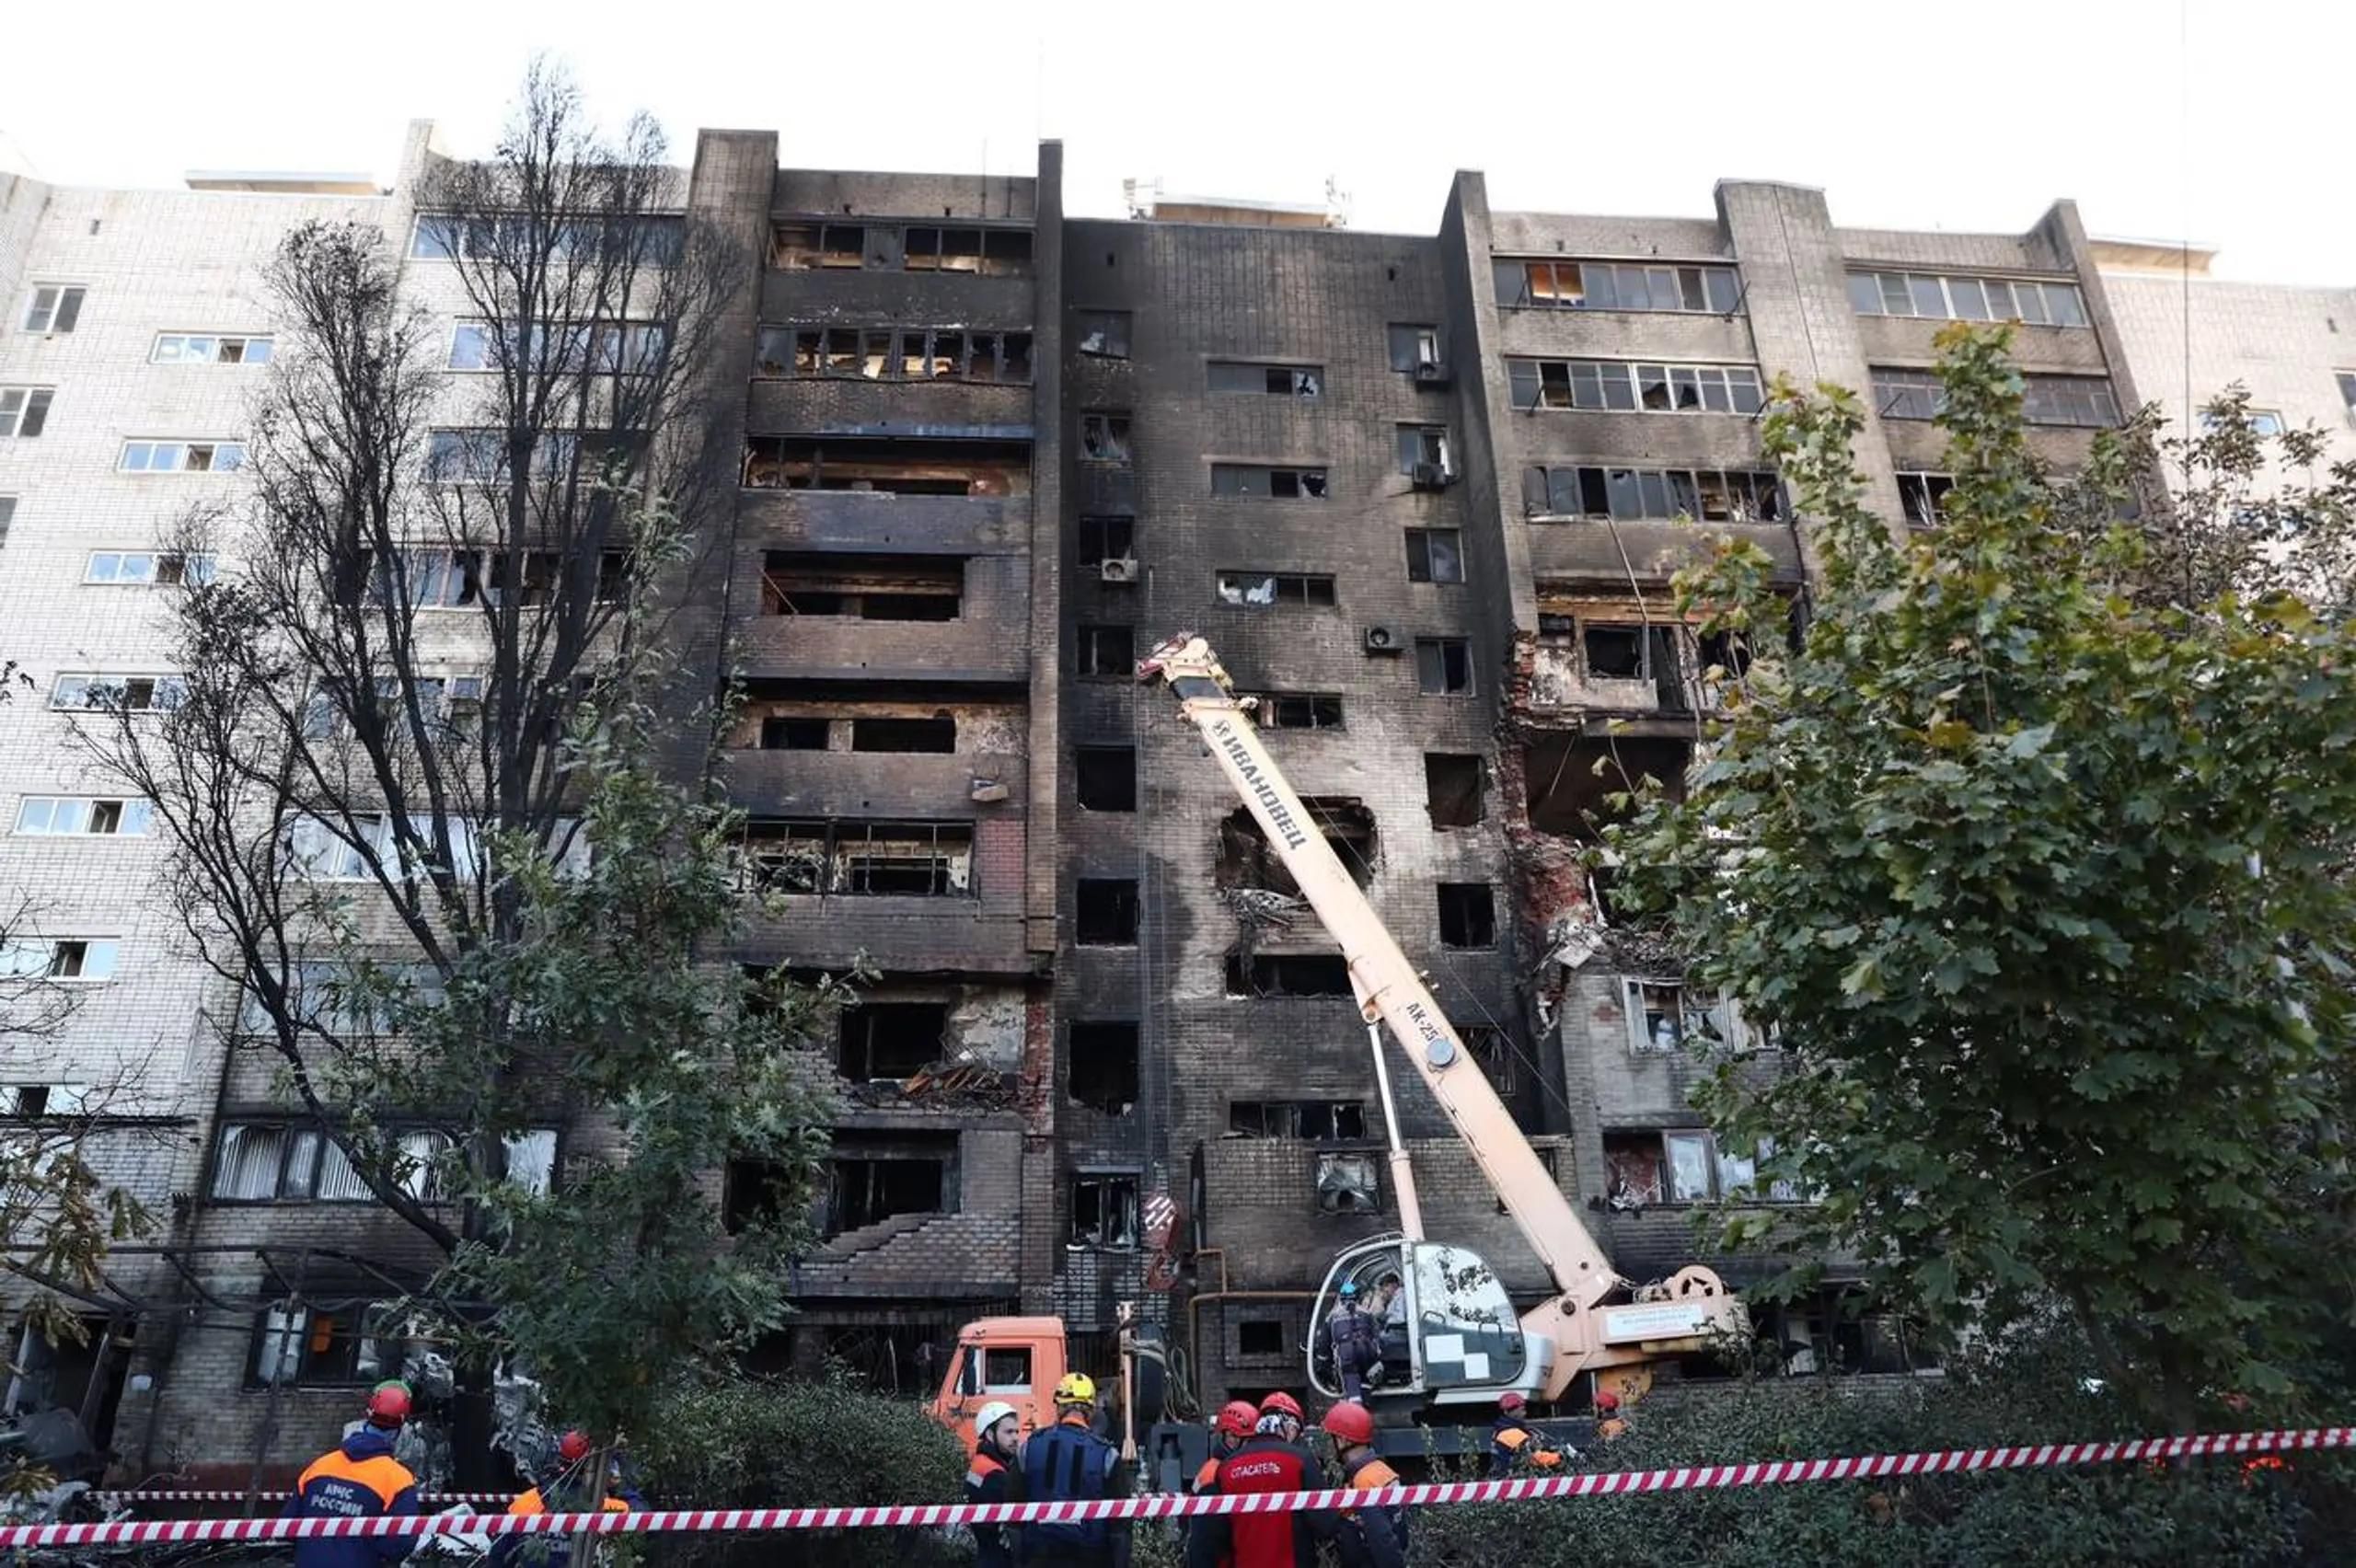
1665;1132;1715;1203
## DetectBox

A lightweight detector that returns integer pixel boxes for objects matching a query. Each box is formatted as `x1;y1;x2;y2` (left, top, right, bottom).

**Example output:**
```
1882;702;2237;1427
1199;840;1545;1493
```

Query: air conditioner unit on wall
1363;625;1403;655
1411;462;1450;491
1413;360;1449;386
1100;557;1140;583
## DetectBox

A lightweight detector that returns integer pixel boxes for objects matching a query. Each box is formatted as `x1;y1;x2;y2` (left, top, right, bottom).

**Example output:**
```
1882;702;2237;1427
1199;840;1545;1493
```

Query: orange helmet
1258;1391;1303;1422
1215;1401;1260;1439
1321;1401;1376;1446
365;1382;411;1426
558;1430;593;1464
1498;1391;1527;1413
1593;1390;1620;1412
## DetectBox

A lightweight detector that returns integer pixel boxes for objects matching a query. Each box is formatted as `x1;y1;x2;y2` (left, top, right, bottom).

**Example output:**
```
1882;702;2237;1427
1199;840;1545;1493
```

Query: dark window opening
1227;1101;1368;1140
1460;1025;1516;1098
830;1146;951;1236
1076;624;1135;677
737;819;974;897
760;717;831;751
1080;413;1133;464
1438;883;1496;949
1077;515;1135;568
838;1001;948;1079
1076;746;1138;812
1584;626;1647;679
905;226;1033;276
761;553;964;620
1077;879;1141;945
1207;362;1322;398
1404;529;1463;584
1524;735;1691;840
1076;310;1132;359
1218;798;1375;895
1899;472;1956;525
1068;1022;1140;1114
1211;465;1329;499
1225;953;1353;997
1216;571;1336;608
1387;324;1442;373
743;436;1031;496
771;223;869;270
852;716;956;754
723;1157;801;1233
1415;638;1472;695
1237;1319;1288;1358
1069;1173;1139;1248
1256;693;1345;731
1425;754;1484;828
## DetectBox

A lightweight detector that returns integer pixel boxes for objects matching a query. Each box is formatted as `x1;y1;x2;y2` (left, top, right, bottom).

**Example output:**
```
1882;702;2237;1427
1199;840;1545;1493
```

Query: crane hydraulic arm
1138;634;1742;1402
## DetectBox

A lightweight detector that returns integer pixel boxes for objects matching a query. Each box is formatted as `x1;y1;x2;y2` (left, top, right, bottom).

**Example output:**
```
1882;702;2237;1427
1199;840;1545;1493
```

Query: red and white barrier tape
99;1490;520;1505
19;1426;2349;1551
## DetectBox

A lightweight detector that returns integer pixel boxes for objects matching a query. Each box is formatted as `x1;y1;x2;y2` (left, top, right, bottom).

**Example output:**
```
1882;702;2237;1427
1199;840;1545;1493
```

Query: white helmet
975;1401;1021;1442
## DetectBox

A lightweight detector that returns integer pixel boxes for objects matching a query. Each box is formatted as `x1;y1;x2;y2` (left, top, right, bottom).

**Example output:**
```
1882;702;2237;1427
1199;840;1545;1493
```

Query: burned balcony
761;553;964;621
743;436;1031;497
1529;594;1749;717
733;818;975;898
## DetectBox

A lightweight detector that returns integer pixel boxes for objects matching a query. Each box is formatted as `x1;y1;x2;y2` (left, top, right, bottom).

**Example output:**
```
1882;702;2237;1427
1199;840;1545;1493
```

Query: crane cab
1310;1236;1549;1408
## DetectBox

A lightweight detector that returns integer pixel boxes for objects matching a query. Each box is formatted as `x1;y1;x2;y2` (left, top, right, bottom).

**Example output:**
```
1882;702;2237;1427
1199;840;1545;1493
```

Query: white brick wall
2102;268;2356;468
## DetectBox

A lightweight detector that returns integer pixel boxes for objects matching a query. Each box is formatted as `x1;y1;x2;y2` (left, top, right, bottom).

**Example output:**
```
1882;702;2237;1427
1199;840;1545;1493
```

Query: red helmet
557;1430;592;1464
1321;1401;1376;1446
1215;1401;1260;1439
1498;1391;1527;1413
365;1382;411;1425
1593;1390;1620;1412
1259;1391;1303;1421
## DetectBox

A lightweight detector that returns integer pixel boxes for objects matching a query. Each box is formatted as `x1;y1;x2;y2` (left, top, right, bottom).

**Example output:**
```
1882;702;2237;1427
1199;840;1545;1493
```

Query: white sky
5;0;2350;286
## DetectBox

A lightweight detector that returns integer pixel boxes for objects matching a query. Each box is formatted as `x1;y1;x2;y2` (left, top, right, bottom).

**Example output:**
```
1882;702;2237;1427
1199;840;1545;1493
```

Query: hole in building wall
852;716;956;754
723;1157;802;1234
1228;1101;1367;1140
1076;879;1141;945
1075;746;1138;812
1217;799;1375;894
1224;953;1352;997
1438;883;1496;949
1069;1173;1139;1247
762;552;964;620
838;1001;948;1080
1068;1021;1140;1113
761;717;831;751
1523;734;1691;840
1424;754;1485;828
828;1132;956;1235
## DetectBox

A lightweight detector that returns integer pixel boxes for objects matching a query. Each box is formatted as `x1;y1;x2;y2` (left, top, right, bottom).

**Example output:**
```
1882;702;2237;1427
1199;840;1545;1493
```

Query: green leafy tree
1610;324;2356;1429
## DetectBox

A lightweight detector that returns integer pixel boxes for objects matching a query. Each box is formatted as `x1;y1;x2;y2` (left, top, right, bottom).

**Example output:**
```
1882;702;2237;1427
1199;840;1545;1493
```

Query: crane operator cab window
1313;1239;1527;1400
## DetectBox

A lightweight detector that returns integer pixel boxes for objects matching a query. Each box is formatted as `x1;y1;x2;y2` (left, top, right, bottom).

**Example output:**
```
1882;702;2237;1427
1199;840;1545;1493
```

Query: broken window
1237;1319;1288;1358
1603;1134;1667;1208
0;386;54;439
760;553;964;619
1898;472;1956;525
1211;465;1328;499
1415;638;1472;695
1395;426;1452;477
760;324;1034;383
1521;464;1783;523
20;284;85;334
1069;1173;1140;1248
1080;413;1132;464
737;819;974;897
1227;1101;1368;1140
1623;979;1712;1055
1218;798;1375;894
1387;324;1442;373
250;1300;409;1388
1076;310;1132;359
1524;734;1690;840
772;223;869;270
1424;754;1484;828
1437;884;1496;949
760;716;831;750
723;1158;801;1233
742;436;1031;496
838;1002;948;1080
1507;357;1761;416
1584;625;1648;680
1499;259;1740;315
1224;953;1353;997
1075;624;1135;678
1077;515;1135;568
1255;693;1345;731
1076;879;1141;945
1460;1024;1515;1097
852;716;956;753
1314;1153;1380;1214
1207;362;1322;398
1076;746;1137;812
829;1136;953;1235
1215;571;1336;608
1404;529;1464;584
1068;1021;1140;1113
905;226;1033;276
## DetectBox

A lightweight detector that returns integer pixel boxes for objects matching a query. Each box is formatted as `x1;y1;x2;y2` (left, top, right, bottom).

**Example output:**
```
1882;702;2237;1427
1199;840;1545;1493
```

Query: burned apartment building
0;111;2166;1474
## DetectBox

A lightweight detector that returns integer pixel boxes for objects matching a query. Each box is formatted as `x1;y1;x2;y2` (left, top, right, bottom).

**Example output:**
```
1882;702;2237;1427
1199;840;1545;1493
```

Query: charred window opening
1524;734;1690;841
1076;746;1138;812
1521;464;1782;523
1437;883;1496;949
1315;1153;1380;1214
1227;1101;1368;1140
761;553;963;620
1076;879;1141;945
1211;465;1329;500
1898;471;1956;525
1216;571;1335;608
1237;1319;1288;1358
829;1134;955;1235
839;1002;948;1079
736;819;974;897
723;1158;801;1233
1387;323;1442;373
1254;693;1345;731
1207;362;1323;398
852;716;956;754
1425;754;1485;828
905;226;1034;276
1075;624;1135;678
1218;798;1375;895
743;437;1030;497
771;223;870;270
760;717;831;751
1080;413;1133;464
756;323;1034;384
1077;515;1135;568
1583;625;1647;679
1069;1173;1139;1248
1068;1022;1140;1113
1075;310;1132;359
1225;953;1352;997
1460;1024;1516;1097
1415;638;1472;695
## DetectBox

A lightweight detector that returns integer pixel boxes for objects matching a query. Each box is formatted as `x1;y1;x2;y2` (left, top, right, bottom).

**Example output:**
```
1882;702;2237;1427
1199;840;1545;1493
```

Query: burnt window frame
1404;528;1465;584
1414;637;1473;696
1215;571;1338;609
1075;623;1136;679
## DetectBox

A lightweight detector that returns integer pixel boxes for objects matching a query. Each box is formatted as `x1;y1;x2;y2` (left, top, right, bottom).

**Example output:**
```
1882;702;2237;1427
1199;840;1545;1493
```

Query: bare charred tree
75;61;832;1479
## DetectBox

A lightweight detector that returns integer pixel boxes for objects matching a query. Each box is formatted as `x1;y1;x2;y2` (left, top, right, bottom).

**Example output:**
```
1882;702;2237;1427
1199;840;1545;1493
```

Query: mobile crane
928;634;1744;1457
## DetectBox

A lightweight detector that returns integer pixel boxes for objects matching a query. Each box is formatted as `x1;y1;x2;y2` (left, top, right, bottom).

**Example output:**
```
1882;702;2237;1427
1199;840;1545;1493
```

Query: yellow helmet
1054;1372;1098;1406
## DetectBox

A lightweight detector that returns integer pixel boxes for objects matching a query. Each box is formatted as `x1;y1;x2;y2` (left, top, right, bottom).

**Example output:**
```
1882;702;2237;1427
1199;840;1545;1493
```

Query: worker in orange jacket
1320;1402;1406;1568
1488;1392;1566;1477
282;1382;422;1568
487;1429;631;1568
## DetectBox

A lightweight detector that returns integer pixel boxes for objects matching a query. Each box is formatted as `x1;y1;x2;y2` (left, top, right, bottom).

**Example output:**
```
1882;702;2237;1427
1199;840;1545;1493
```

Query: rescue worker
1020;1373;1130;1568
965;1401;1022;1568
1593;1389;1630;1442
1187;1391;1347;1568
1319;1402;1406;1568
1193;1401;1261;1494
486;1429;631;1568
1371;1275;1408;1385
1488;1391;1565;1477
1323;1283;1379;1400
282;1381;422;1568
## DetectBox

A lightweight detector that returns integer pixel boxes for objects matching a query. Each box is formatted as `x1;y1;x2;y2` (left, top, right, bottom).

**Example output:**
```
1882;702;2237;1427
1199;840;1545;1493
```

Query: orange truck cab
929;1317;1075;1443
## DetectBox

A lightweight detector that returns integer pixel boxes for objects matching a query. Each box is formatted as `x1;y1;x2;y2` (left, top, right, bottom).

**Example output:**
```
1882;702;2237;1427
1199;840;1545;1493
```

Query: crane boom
1140;635;1741;1401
